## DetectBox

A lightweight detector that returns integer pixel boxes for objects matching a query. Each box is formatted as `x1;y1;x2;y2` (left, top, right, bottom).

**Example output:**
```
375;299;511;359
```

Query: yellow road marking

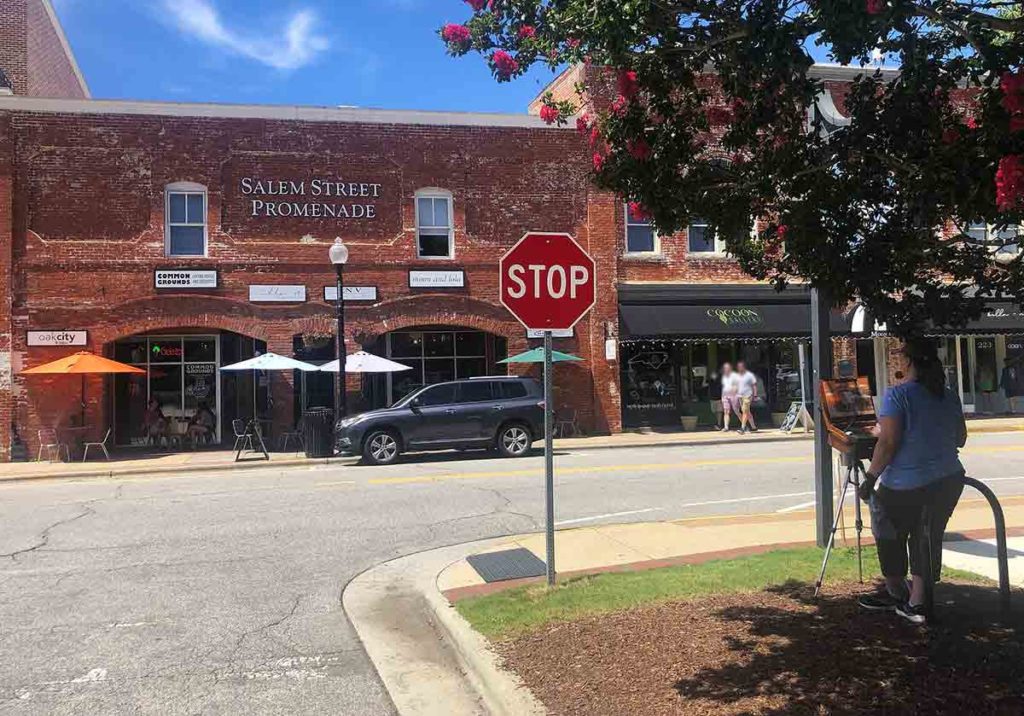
367;456;812;485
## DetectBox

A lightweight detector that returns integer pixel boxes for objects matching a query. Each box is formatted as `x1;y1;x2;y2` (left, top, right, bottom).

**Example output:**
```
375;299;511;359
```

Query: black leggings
869;472;964;580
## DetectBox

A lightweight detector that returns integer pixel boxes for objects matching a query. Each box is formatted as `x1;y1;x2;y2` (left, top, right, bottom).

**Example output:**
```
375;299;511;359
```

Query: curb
0;455;359;484
3;423;1018;484
343;540;546;716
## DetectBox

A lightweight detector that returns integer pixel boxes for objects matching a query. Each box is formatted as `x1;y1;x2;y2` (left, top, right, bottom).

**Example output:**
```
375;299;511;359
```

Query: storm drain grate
467;548;547;583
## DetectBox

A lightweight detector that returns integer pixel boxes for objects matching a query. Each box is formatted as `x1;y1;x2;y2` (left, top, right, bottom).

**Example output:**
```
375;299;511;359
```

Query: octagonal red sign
499;232;597;331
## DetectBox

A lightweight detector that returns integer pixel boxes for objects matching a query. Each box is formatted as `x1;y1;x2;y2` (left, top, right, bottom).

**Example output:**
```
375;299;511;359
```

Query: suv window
458;382;493;403
496;381;528;399
416;384;457;406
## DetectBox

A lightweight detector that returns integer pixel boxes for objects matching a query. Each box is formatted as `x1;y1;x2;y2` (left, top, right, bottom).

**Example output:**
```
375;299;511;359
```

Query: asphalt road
2;432;1024;715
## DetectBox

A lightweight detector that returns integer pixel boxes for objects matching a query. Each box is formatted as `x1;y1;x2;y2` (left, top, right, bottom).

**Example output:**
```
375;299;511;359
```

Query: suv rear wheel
496;423;532;458
363;430;401;465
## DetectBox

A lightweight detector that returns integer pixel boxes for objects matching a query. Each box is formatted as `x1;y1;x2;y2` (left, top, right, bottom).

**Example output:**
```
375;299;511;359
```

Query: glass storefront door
112;335;220;446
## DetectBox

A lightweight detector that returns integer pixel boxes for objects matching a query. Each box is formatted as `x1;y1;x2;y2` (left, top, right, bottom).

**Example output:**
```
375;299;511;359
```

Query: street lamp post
329;237;350;420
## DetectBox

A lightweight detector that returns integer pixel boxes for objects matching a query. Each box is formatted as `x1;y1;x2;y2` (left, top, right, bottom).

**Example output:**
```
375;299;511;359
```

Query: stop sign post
500;233;597;586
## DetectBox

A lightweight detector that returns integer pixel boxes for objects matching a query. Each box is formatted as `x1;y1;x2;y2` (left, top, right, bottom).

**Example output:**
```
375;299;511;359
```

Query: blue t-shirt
878;381;965;490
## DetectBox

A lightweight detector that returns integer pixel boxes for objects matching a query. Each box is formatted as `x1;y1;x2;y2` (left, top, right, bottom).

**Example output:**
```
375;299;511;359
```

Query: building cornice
0;95;565;129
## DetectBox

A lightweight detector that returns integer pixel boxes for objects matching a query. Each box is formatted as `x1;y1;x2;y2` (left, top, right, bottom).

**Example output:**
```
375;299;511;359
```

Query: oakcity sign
28;331;87;347
240;177;382;219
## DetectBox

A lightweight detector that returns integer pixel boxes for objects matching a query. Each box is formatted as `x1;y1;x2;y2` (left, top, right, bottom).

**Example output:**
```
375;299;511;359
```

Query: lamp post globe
330;238;349;421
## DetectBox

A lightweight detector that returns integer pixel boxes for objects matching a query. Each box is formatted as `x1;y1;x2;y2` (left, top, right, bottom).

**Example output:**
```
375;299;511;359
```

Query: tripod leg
815;462;855;597
853;461;864;584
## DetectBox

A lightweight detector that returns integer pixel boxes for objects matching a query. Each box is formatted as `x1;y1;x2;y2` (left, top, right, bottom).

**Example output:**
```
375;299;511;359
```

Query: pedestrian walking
857;338;967;625
719;363;739;432
735;361;758;434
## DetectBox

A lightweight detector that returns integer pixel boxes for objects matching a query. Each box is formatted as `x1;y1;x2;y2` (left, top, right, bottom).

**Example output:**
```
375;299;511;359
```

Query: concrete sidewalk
438;492;1024;599
345;491;1024;715
5;415;1023;483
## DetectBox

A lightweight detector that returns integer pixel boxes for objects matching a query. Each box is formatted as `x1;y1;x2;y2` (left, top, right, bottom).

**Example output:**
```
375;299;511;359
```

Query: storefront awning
852;301;1024;337
618;284;853;339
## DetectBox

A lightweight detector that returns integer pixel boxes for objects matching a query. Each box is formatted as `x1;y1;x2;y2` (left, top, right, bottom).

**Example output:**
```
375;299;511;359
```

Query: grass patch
456;546;985;641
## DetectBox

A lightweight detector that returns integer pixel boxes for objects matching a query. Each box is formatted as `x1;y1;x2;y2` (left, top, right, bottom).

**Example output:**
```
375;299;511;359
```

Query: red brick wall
0;0;86;99
4;108;625;455
26;0;86;98
0;114;13;460
0;0;29;95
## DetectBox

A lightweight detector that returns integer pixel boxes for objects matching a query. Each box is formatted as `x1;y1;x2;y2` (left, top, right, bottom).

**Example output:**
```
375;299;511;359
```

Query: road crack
1;505;96;561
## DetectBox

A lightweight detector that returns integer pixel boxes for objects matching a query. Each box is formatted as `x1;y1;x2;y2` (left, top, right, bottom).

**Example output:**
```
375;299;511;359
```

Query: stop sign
500;232;597;331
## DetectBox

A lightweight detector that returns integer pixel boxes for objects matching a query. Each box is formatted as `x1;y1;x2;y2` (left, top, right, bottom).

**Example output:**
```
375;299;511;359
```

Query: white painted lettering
508;265;526;298
528;265;546;297
547;265;567;298
570;265;589;299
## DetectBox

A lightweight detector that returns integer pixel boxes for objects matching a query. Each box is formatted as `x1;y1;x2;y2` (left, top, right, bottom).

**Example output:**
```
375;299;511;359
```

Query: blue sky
52;0;558;113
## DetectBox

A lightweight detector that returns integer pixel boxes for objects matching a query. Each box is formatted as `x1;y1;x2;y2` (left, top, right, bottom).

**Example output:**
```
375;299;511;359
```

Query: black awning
618;284;853;338
939;303;1024;335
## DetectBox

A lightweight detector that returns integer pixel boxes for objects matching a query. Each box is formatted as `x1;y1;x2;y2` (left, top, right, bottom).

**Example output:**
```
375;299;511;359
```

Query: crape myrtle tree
440;0;1024;336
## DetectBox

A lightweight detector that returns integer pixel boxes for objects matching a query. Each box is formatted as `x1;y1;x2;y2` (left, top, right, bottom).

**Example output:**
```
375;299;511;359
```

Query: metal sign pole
798;342;809;431
543;330;556;587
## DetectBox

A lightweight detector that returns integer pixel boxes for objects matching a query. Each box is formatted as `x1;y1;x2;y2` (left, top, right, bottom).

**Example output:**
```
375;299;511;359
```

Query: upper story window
625;204;658;254
966;221;1021;257
687;218;728;255
416;190;454;259
165;182;208;257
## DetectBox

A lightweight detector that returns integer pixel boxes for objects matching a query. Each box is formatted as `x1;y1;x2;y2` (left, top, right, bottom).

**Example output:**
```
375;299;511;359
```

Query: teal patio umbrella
499;348;583;364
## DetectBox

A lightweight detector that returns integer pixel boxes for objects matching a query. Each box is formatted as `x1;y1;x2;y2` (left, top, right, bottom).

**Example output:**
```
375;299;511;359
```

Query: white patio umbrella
319;351;413;374
219;352;320;372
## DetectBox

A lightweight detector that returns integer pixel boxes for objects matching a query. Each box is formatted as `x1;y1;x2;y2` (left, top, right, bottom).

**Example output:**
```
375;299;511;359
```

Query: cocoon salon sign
240;177;383;219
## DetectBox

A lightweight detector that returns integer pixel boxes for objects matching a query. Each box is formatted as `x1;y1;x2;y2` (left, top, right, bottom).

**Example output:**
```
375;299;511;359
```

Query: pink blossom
777;224;788;242
996;155;1024;212
611;95;628;116
966;116;978;130
539;105;559;125
517;26;536;40
589;125;602;148
576;114;591;134
491;50;519;80
592;152;606;172
441;24;471;46
465;0;488;11
617;69;640;100
865;0;884;14
566;38;581;50
1002;71;1024;116
628;202;651;222
627;139;652;162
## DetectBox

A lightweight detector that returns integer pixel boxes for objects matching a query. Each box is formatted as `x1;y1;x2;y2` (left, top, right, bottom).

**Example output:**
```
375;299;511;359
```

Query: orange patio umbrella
21;351;146;427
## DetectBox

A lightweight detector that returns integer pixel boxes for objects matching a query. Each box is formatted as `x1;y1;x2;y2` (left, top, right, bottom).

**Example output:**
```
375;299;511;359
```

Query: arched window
415;188;454;259
165;182;208;257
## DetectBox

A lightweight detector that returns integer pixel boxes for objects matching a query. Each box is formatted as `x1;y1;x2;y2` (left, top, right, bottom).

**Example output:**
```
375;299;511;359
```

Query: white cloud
163;0;329;71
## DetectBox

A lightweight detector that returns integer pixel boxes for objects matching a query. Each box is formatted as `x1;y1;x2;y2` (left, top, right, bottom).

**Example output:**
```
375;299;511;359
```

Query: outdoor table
60;426;92;460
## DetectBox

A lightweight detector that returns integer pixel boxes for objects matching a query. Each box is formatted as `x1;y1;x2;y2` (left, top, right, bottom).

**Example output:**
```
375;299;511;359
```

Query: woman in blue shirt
857;339;967;625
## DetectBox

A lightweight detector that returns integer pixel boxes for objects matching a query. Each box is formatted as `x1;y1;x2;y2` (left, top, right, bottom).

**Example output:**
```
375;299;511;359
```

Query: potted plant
680;415;699;431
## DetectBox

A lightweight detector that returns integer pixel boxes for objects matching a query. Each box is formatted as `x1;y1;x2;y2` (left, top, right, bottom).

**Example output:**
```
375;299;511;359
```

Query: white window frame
965;221;1022;260
165;181;209;258
624;204;660;255
687;218;729;256
415;189;455;260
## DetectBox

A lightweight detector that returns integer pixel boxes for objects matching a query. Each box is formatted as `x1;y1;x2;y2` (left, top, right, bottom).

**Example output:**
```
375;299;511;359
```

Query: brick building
2;8;1022;461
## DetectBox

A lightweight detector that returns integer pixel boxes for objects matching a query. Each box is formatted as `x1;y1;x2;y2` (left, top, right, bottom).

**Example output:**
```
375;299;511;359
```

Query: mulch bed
497;581;1024;715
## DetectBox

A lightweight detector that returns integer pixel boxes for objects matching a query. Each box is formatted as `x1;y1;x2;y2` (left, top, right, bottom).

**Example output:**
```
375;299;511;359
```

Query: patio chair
82;428;112;462
278;417;305;454
37;428;70;463
555;410;581;438
232;419;254;454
